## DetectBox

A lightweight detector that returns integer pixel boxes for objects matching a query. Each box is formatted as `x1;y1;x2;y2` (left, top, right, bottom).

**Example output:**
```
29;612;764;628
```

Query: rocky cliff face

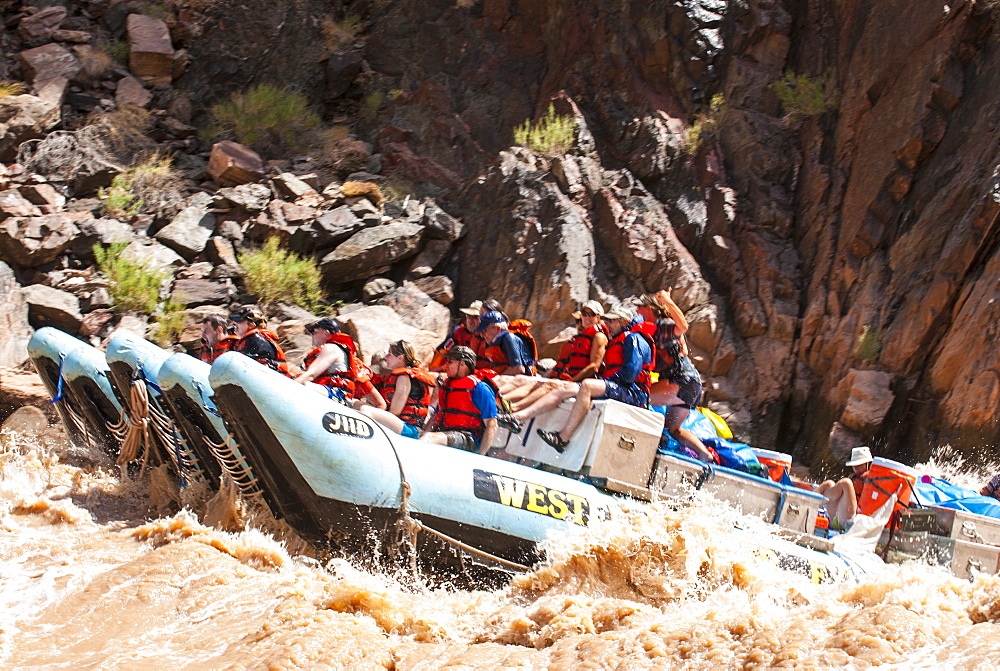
1;0;997;467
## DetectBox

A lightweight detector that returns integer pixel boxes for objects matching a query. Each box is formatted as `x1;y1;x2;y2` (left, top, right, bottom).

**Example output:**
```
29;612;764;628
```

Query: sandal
536;429;569;453
497;413;523;435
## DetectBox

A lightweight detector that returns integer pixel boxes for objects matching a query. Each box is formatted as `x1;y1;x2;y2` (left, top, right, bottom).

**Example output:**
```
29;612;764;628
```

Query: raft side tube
60;345;124;458
26;327;97;449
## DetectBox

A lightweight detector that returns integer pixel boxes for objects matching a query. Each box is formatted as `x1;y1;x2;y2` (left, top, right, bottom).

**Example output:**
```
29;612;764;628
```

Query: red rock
18;183;65;210
18;43;80;85
207;141;265;186
115;76;152;108
51;30;91;44
18;6;67;42
0;189;42;219
126;14;174;84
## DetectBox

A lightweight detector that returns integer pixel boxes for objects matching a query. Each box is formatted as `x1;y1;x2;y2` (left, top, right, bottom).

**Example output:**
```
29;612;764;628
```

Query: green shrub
855;325;881;361
149;300;187;347
321;14;362;51
98;155;179;218
93;242;170;313
362;91;384;120
98;175;142;218
774;69;839;121
239;237;325;312
0;80;27;99
513;103;575;156
684;93;725;155
103;40;130;66
205;84;321;158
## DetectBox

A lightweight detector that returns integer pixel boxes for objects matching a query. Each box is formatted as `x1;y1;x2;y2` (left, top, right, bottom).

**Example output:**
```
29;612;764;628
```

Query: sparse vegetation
103;40;130;66
239;237;325;312
79;48;116;83
0;80;27;99
205;84;321;159
319;133;370;174
774;69;839;121
149;300;187;347
684;93;725;155
380;177;416;204
362;91;384;120
855;325;882;361
321;15;362;51
513;103;576;157
93;242;171;314
98;154;180;218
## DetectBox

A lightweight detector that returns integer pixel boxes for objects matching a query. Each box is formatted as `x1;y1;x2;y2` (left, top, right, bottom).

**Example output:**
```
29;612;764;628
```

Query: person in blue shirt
536;307;654;451
421;346;499;454
479;311;531;375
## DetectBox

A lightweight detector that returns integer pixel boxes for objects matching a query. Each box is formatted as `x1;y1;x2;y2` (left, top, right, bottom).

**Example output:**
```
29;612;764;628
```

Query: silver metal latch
961;520;977;538
618;435;636;451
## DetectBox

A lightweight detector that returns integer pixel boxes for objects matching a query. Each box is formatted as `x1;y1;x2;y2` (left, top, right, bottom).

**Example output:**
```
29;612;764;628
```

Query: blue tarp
654;407;766;477
914;478;1000;518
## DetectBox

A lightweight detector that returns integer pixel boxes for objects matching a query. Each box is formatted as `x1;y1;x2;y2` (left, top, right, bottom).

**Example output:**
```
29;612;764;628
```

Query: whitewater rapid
2;423;1000;668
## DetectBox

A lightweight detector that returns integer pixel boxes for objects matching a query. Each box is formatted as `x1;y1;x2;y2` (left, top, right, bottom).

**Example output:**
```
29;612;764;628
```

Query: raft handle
618;435;636;451
968;557;983;573
961;521;977;539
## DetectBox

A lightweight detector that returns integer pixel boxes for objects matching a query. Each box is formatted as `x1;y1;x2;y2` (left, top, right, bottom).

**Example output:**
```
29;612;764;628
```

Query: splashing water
3;424;1000;668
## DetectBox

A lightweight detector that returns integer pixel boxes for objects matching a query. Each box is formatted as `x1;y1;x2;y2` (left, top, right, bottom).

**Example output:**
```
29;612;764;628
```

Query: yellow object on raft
698;406;733;439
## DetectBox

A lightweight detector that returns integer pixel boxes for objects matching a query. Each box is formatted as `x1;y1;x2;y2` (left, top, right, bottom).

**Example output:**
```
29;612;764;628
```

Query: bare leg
420;431;449;445
359;405;406;435
664;406;713;463
558;378;607;440
648;379;681;407
512;380;579;420
816;478;857;526
495;374;539;397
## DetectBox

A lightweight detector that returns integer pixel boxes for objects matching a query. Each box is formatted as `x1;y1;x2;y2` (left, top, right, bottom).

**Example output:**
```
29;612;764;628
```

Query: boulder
376;283;451;337
119;239;184;273
1;405;48;436
324;50;363;100
406;239;451;278
22;283;83;333
0;189;43;219
18;43;81;85
362;277;396;302
79;308;115;337
839;369;895;434
81;286;112;312
421;199;464;241
411;275;454;305
19;183;65;212
0;214;80;266
208;141;265;186
126;14;174;84
51;30;91;44
18;6;68;42
154;205;216;260
0;371;50;426
335;304;442;363
0;262;32;369
74;217;135;248
0;95;60;161
206;237;238;267
272;172;321;204
320;222;425;284
288;205;366;254
170;278;233;307
115;76;153;108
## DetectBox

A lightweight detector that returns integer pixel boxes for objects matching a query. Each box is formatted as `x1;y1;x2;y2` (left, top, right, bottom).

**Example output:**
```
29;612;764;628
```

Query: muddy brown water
2;424;1000;669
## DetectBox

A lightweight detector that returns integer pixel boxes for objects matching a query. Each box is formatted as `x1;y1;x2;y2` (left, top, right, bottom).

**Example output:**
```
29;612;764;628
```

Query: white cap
845;446;873;467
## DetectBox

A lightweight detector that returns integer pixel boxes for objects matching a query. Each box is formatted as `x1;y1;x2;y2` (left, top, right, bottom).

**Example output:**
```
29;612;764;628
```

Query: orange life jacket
199;334;239;364
601;325;655;393
554;324;607;380
432;374;484;438
430;324;479;371
303;333;362;394
383;367;436;428
238;328;291;376
484;320;537;374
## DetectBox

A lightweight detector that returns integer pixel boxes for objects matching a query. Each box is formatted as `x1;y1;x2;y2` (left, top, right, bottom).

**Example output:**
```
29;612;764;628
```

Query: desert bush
855;325;881;361
239;237;325;311
321;14;362;51
361;91;384;120
684;93;725;155
205;83;321;159
0;81;27;99
774;69;838;121
320;133;370;174
78;48;116;83
380;177;416;204
93;242;170;313
149;300;187;347
103;40;130;66
513;104;575;156
98;154;181;217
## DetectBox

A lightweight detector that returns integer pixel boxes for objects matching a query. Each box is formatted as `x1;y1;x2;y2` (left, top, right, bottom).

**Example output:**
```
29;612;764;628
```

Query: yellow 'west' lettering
547;490;568;520
525;484;549;514
492;475;526;508
564;493;586;525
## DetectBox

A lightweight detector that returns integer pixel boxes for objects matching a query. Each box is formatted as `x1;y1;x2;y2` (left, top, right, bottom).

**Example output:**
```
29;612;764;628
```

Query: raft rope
377;423;531;573
203;432;263;498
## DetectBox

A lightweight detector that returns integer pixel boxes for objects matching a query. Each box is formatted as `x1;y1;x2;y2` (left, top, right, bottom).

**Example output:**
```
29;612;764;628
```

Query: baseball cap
442;345;477;369
229;306;264;323
475;310;506;332
306;317;340;333
602;305;634;322
571;299;605;319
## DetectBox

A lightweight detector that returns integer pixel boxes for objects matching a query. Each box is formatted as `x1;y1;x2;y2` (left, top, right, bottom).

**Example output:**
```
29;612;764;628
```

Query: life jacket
303;332;362;395
601;326;655;392
432;374;485;439
238;327;290;376
373;372;393;401
430;324;478;371
484;322;537;374
199;334;239;364
651;318;690;380
554;324;607;380
384;367;436;428
549;340;576;380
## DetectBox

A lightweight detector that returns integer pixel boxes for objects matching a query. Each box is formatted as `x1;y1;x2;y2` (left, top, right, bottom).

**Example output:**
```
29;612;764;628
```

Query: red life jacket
601;325;655;392
303;333;362;394
550;340;576;380
558;324;607;380
432;374;484;438
452;324;476;349
484;321;537;374
238;327;291;376
471;332;491;369
384;367;436;428
199;334;239;364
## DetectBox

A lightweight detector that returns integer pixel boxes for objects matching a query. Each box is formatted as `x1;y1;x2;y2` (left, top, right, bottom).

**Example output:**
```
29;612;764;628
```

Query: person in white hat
816;446;873;530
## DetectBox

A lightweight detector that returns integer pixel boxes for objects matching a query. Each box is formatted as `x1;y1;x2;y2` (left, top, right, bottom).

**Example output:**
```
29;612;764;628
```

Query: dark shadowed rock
321;222;425;284
79;308;116;338
406;239;451;278
22;283;82;333
0;262;31;368
0;214;79;266
19;183;65;211
325;50;363;100
18;6;67;42
362;277;396;302
288;206;366;254
420;199;464;241
376;283;450;337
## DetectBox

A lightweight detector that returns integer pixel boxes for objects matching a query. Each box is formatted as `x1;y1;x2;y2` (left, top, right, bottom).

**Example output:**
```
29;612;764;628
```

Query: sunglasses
581;310;598;317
